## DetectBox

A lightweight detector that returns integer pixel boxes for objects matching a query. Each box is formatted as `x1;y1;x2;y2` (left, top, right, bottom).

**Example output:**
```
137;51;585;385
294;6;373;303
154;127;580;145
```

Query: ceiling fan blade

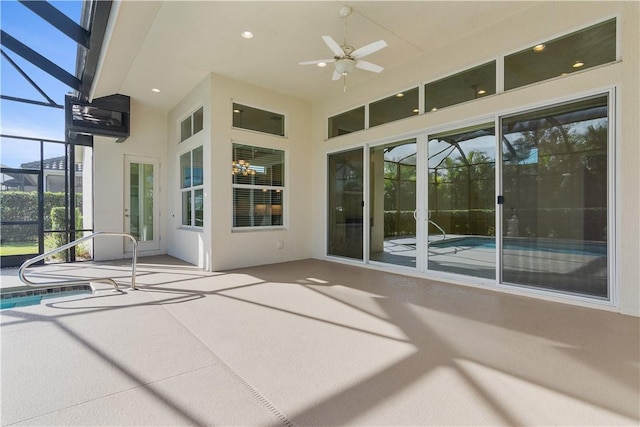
299;59;335;66
351;40;387;59
332;70;342;81
356;60;384;73
322;35;345;57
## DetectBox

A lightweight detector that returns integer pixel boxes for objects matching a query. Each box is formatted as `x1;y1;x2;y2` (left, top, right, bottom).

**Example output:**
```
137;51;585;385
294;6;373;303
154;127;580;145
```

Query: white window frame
231;142;286;231
180;146;204;228
180;106;204;142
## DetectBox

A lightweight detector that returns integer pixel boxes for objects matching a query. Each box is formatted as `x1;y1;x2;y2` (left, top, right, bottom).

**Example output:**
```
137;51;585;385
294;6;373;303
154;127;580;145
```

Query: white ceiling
93;1;538;111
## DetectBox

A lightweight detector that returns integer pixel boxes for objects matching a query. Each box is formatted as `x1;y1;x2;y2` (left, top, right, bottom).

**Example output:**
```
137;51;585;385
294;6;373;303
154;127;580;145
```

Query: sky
0;0;82;168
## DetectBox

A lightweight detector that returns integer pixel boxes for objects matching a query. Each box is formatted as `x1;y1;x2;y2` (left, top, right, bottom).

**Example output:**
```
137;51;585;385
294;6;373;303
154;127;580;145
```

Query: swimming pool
0;285;92;309
429;237;607;256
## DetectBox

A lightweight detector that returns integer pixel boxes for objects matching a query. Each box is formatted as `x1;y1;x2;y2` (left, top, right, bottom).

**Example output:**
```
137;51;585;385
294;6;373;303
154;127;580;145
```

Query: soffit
92;1;538;111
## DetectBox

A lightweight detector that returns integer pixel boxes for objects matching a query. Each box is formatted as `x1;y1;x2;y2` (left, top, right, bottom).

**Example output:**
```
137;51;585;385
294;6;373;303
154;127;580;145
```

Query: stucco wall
208;75;313;271
309;1;639;316
165;77;212;269
93;101;168;260
165;74;313;270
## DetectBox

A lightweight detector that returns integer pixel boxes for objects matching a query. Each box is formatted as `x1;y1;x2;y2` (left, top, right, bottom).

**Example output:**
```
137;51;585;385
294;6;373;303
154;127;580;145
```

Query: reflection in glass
180;115;192;142
369;88;419;127
425;62;496;112
180;152;190;188
232;103;285;137
193;107;204;134
233;188;282;227
193;146;203;186
327;148;363;260
182;191;191;226
501;95;608;298
76;145;92;231
232;144;284;187
129;162;154;241
504;19;616;90
195;189;204;227
328;106;365;138
369;140;417;267
232;144;284;229
428;124;496;279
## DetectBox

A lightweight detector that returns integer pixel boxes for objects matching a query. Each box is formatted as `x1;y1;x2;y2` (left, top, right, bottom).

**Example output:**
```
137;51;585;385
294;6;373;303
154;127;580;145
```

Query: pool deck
1;256;639;426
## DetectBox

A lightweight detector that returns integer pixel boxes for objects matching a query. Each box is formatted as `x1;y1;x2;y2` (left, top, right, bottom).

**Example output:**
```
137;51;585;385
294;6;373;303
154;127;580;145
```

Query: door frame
124;155;160;253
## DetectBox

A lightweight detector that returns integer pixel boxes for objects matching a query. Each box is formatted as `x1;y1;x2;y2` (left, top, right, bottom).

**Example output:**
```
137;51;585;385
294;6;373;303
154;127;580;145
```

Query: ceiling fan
299;6;387;89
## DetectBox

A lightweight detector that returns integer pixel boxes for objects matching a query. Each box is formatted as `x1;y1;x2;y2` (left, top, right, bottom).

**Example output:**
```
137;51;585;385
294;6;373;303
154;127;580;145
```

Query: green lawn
0;242;39;256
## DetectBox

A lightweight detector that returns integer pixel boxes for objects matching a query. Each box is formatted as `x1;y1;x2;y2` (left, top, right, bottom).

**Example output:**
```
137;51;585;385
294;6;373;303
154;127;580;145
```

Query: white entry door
124;156;160;252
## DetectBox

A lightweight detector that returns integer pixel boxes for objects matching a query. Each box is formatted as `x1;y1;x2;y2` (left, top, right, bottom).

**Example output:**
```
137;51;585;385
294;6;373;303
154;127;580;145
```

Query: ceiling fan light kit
299;5;387;91
335;58;356;76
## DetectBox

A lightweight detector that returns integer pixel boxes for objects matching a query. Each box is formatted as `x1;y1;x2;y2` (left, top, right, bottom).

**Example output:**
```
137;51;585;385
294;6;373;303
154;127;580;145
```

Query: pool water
430;237;607;256
1;286;92;310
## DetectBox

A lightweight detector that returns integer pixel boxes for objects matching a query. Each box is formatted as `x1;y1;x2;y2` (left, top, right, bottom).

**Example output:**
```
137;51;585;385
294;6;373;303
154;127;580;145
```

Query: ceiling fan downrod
339;6;352;48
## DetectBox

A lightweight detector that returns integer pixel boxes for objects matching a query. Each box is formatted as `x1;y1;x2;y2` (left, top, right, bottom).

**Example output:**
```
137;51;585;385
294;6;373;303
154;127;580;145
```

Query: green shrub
0;192;83;243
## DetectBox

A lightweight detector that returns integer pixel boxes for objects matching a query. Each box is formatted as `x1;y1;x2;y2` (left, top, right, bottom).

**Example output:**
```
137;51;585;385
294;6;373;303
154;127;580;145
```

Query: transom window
425;62;496;112
327;18;616;138
504;19;616;90
328;106;365;138
370;88;419;127
180;107;204;142
232;143;284;229
232;103;285;137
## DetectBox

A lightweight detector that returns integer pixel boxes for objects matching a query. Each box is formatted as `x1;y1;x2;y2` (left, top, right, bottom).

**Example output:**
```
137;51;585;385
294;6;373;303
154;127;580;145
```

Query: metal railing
18;232;138;292
429;220;447;241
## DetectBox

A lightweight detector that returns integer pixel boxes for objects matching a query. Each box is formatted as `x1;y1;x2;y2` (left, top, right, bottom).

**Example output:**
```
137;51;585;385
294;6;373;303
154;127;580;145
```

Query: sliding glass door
500;95;609;298
369;139;417;268
427;125;496;279
325;93;611;302
327;148;364;260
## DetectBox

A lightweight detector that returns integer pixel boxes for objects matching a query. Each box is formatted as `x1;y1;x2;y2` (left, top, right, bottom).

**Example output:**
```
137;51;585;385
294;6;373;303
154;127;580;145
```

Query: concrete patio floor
1;256;638;426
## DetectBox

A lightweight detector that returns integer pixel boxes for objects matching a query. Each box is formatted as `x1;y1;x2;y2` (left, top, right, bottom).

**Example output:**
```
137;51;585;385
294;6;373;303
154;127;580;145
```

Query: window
232;143;284;228
369;88;419;127
504;19;616;90
425;61;496;112
180;146;204;227
328;106;365;138
180;107;204;142
232;103;285;136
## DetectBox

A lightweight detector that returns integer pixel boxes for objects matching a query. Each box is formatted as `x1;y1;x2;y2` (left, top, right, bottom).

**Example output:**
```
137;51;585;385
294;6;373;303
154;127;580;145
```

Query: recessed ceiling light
317;62;327;67
431;107;437;112
233;109;242;113
573;60;585;68
395;93;404;97
412;108;419;113
533;44;546;52
241;30;254;39
151;88;160;93
477;89;487;95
